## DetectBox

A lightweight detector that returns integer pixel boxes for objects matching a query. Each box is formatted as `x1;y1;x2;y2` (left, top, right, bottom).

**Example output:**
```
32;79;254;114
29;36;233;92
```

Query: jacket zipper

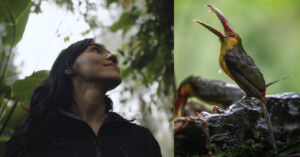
91;132;101;156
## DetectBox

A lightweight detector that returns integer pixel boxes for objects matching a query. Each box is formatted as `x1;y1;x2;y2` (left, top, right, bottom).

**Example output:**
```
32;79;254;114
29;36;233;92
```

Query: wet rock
206;92;300;156
175;92;300;157
174;117;212;157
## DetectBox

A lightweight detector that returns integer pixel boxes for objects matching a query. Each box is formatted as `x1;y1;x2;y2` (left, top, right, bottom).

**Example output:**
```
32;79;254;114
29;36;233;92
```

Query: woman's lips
105;63;120;71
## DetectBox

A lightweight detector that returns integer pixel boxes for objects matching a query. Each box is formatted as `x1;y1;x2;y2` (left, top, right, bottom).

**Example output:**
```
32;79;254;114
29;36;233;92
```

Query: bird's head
194;5;242;49
174;76;195;118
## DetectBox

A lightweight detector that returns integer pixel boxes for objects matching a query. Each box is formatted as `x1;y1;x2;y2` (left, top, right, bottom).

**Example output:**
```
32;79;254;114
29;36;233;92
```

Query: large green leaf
0;0;32;24
2;4;31;46
11;70;49;107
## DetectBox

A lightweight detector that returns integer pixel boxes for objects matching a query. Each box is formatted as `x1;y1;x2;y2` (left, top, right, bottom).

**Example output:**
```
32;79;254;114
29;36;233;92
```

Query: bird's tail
259;99;277;155
266;76;292;88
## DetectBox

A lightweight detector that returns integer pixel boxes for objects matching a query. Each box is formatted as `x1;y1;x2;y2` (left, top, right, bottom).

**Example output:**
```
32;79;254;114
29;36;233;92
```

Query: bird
174;75;245;118
194;4;277;153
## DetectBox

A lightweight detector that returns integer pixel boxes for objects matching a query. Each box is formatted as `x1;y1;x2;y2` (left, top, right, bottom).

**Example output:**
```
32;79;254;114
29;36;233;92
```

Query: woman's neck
71;79;108;135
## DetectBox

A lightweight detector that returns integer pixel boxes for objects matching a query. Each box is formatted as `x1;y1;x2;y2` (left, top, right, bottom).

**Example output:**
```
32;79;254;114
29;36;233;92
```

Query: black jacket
22;111;162;157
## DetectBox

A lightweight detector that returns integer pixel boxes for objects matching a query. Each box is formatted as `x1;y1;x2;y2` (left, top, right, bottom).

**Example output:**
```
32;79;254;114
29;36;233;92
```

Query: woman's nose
107;53;118;63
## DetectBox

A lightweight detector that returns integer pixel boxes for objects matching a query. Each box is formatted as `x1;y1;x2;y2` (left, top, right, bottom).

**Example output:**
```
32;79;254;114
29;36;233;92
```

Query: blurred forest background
175;0;300;102
0;0;173;156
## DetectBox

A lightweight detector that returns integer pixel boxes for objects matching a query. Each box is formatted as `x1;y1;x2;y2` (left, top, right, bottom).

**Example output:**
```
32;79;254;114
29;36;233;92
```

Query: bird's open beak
194;4;233;39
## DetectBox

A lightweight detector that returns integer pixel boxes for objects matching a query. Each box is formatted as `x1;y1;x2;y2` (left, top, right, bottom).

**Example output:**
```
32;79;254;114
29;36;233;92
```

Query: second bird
174;76;245;118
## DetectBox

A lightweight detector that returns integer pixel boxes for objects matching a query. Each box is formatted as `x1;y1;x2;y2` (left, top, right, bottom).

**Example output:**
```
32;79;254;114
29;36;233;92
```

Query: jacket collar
58;109;132;125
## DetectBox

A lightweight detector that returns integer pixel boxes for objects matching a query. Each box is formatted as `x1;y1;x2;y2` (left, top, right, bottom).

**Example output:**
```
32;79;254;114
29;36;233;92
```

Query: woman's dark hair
4;38;113;157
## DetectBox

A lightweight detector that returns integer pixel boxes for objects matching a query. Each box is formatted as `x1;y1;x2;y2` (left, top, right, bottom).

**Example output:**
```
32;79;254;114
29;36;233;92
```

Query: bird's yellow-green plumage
219;37;238;81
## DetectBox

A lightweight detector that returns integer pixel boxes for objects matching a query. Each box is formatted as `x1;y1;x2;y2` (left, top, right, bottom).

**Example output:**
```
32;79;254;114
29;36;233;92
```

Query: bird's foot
250;97;258;104
212;105;224;114
236;99;251;109
187;112;208;125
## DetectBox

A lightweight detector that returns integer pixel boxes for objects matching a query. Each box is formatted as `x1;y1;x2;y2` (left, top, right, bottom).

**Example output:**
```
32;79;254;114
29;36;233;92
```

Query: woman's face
72;42;121;90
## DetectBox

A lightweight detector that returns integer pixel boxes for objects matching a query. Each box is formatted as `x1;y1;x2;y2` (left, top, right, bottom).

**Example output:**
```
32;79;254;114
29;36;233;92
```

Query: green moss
214;146;257;157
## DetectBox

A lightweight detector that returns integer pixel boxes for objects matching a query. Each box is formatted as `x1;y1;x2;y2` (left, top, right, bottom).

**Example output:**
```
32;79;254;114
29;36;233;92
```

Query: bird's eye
229;31;234;36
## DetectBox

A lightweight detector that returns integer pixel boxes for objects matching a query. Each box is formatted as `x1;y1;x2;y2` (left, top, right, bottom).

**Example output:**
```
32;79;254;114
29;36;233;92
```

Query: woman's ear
64;69;72;75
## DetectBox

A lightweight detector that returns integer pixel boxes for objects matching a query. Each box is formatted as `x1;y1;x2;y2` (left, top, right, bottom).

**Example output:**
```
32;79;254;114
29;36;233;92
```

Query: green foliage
110;0;174;112
106;0;119;8
2;8;30;46
0;101;22;134
0;0;47;147
106;2;174;155
0;0;32;24
0;70;48;152
0;0;32;46
64;36;70;42
0;3;34;139
11;70;49;107
110;7;140;35
1;0;32;99
54;0;74;12
0;84;10;99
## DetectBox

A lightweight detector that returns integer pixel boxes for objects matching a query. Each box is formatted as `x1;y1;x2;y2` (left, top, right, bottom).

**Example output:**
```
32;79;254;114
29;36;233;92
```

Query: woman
4;38;162;157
